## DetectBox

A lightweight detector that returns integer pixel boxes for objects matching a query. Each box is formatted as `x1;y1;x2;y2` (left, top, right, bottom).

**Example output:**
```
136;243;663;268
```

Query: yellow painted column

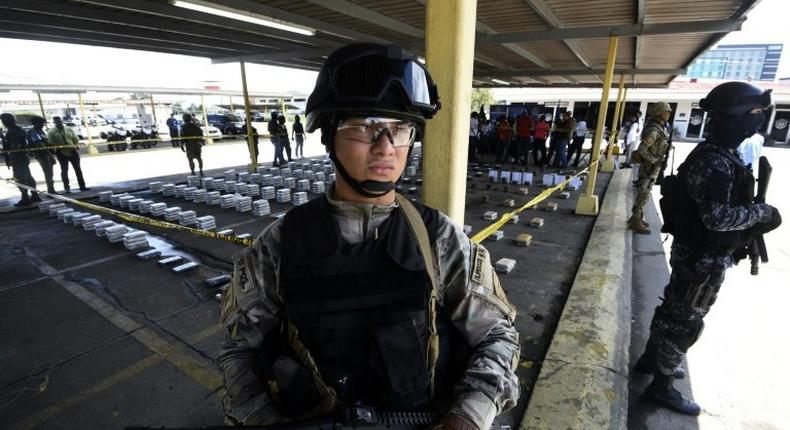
36;92;46;118
240;61;257;171
77;93;99;155
601;74;625;172
200;94;212;145
149;94;158;126
613;87;628;155
229;96;235;112
424;0;478;224
575;36;618;216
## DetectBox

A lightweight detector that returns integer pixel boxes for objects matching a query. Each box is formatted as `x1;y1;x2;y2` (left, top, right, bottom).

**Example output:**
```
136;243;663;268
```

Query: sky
0;0;788;94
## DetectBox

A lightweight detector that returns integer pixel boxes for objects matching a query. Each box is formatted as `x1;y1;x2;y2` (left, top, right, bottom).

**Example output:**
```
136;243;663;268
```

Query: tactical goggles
336;117;417;147
331;52;439;113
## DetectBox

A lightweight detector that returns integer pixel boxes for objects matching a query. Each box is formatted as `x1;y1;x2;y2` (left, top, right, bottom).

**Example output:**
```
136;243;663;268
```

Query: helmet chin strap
329;151;396;198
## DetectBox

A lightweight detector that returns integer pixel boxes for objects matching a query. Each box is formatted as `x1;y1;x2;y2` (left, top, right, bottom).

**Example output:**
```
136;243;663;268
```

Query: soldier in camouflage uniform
635;82;782;415
1;113;40;206
218;44;521;430
628;102;672;234
179;113;205;176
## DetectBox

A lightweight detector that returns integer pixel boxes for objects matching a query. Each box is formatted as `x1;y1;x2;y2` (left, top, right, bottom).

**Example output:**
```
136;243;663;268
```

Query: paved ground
0;143;610;429
628;142;790;430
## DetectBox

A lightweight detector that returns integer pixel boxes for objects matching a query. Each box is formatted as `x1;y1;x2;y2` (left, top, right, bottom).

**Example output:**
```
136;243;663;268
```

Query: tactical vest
279;196;465;411
661;143;754;251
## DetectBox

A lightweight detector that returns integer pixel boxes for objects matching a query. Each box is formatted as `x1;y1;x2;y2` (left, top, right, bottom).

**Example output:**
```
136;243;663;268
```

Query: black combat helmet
30;116;46;126
304;43;442;198
305;43;441;138
1;112;16;126
699;82;773;148
699;81;772;116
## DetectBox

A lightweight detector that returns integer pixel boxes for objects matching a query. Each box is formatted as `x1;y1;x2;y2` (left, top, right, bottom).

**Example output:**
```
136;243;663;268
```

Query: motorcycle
131;123;160;149
101;126;130;152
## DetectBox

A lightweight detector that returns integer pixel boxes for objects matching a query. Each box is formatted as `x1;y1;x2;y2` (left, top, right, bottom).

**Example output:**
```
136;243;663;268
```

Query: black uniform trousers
56;150;86;190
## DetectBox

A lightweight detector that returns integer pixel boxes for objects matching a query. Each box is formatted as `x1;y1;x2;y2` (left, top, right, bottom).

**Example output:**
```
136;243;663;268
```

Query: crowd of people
468;109;587;169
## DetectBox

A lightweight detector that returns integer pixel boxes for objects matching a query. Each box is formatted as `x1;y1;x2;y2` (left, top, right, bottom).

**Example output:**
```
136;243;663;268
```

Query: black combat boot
644;373;701;416
634;354;685;379
30;193;42;203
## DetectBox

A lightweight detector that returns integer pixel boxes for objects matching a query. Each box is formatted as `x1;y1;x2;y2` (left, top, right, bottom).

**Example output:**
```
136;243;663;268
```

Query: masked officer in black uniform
635;82;782;415
219;44;520;430
1;113;40;205
28;115;57;194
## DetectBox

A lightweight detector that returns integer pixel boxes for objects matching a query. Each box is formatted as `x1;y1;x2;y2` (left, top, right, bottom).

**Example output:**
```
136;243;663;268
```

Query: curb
520;168;633;429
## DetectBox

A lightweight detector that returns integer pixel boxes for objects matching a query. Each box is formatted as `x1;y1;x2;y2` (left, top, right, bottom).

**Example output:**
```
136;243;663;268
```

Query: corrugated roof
0;0;762;88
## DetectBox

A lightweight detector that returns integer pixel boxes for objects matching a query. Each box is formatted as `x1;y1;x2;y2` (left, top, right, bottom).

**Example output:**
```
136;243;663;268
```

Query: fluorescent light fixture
491;79;511;85
173;0;315;36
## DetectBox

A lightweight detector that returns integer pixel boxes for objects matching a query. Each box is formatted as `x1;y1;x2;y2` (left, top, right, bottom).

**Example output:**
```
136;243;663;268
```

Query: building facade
686;44;783;81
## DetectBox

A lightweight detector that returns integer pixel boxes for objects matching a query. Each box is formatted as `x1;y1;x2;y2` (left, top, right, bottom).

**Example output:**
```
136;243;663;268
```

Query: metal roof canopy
0;0;760;88
0;84;307;98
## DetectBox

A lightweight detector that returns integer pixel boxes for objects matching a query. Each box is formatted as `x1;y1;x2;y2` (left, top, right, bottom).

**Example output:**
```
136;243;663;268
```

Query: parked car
207;113;244;136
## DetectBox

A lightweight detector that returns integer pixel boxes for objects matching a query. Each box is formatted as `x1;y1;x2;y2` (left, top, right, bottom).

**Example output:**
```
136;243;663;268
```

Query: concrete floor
0;143;609;429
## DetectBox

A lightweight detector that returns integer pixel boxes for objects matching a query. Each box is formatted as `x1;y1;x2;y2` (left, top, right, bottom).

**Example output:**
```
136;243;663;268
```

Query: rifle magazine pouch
374;318;430;407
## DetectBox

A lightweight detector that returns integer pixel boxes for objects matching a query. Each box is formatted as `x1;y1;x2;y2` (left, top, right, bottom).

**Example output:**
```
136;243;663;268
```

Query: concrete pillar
36;92;46;118
423;0;478;224
77;93;99;155
149;94;157;126
613;87;628;155
601;74;625;172
240;61;257;171
229;96;235;112
200;94;212;145
575;36;618;216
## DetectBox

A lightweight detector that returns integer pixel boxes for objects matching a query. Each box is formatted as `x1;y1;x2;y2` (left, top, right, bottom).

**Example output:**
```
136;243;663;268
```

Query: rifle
749;156;772;276
126;405;512;430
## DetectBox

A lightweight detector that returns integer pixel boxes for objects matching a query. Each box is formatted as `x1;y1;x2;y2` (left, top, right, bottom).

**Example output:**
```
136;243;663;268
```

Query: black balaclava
709;111;765;150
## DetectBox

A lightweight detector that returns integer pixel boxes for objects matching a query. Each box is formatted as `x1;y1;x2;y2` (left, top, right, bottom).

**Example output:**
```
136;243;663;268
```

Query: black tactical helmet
30;115;46;126
305;43;441;136
0;112;16;125
699;81;772;116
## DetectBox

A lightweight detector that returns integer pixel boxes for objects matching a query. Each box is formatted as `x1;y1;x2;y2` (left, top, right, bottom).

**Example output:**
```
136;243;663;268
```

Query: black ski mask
710;111;765;150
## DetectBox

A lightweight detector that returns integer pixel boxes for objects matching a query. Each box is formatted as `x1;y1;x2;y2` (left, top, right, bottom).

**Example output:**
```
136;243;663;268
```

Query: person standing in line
268;112;285;167
292;114;306;159
635;82;781;416
241;121;260;162
27;115;57;194
278;115;293;163
1;113;40;205
469;111;480;162
166;113;180;147
495;116;512;163
47;116;88;193
621;111;643;168
567;116;587;167
515;111;533;167
179;113;205;176
532;115;549;166
549;111;574;168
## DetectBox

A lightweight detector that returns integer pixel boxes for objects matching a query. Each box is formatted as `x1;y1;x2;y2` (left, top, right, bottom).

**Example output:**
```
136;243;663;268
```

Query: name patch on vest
471;247;487;286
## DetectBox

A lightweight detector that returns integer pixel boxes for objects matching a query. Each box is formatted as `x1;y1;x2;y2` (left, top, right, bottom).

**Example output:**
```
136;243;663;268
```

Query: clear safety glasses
336;117;417;147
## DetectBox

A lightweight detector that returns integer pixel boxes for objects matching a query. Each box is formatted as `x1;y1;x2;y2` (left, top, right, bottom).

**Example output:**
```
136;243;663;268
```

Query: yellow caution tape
0;135;208;155
470;160;599;244
2;178;253;247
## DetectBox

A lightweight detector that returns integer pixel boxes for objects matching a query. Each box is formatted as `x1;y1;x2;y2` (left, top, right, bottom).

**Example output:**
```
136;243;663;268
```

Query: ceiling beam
0;11;253;53
0;0;296;51
477;19;744;45
201;0;389;43
481;67;685;78
304;0;424;39
0;29;221;58
634;0;647;86
475;82;669;89
523;0;596;71
74;0;330;47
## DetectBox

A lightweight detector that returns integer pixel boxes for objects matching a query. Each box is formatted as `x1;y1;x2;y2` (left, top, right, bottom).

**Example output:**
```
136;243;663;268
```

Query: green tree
470;88;494;114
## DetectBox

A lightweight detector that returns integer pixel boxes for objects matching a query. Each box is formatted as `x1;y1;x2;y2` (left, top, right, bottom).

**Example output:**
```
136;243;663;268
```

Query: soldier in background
166;113;180;147
635;82;782;415
627;103;672;234
47;116;89;193
1;113;40;205
27;115;57;194
218;43;520;430
179;113;205;176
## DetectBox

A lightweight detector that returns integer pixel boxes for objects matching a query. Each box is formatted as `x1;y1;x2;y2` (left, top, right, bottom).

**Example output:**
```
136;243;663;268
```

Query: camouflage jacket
637;119;670;165
673;143;772;266
218;189;521;429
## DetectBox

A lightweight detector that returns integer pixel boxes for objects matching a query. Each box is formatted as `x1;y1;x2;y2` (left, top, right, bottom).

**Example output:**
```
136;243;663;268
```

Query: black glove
754;205;782;235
